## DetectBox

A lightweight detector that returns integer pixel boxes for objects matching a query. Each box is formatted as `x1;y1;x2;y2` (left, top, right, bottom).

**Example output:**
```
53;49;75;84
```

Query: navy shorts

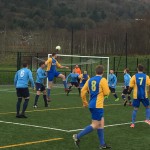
36;83;46;91
80;83;85;88
132;98;150;108
47;71;60;81
122;86;129;95
89;108;104;121
109;87;116;93
16;88;30;98
70;82;79;87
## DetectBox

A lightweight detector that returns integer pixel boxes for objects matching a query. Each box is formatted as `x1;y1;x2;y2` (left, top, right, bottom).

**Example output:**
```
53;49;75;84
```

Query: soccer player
129;64;150;128
66;69;80;96
78;70;90;94
45;53;70;101
33;61;48;108
108;69;119;101
14;62;35;118
74;64;81;75
122;68;132;106
73;65;111;149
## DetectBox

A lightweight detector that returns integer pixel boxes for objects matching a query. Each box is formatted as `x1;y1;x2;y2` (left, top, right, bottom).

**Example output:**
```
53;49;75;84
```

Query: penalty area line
0;138;63;149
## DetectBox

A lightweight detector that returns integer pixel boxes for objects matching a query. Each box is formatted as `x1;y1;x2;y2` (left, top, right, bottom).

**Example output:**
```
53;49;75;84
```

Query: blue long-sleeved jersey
14;68;35;88
66;73;79;83
108;74;117;88
124;73;131;86
36;68;47;84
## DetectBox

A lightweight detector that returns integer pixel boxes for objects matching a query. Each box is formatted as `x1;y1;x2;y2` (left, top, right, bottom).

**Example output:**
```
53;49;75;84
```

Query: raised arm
56;61;69;69
66;73;71;83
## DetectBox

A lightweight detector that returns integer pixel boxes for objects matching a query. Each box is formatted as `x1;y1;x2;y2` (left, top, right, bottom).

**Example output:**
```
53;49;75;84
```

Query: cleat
130;123;135;128
47;97;51;102
33;105;38;108
99;144;111;149
144;120;150;125
45;104;49;107
65;88;72;92
123;100;127;106
73;134;80;148
128;102;132;106
16;115;22;118
20;114;28;118
115;98;119;102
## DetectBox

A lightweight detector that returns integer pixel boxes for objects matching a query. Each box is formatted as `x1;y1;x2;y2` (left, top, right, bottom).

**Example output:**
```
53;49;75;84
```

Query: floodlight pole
125;32;128;68
71;27;74;71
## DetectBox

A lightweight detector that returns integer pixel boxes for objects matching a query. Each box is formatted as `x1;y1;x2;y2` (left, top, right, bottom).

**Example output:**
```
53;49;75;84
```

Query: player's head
52;53;57;58
124;68;129;74
137;64;144;72
39;61;45;68
83;71;87;74
72;69;76;73
75;64;79;68
96;65;104;75
110;69;114;74
22;62;28;68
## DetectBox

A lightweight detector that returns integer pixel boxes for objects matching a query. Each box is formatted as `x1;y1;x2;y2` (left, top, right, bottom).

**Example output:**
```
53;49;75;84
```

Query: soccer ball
56;46;61;51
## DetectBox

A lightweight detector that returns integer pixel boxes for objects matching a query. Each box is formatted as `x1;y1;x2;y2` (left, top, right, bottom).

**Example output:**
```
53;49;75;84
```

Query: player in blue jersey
66;69;80;96
33;61;48;108
45;53;70;101
73;65;111;149
78;71;90;94
122;68;132;106
129;64;150;128
108;69;119;101
14;62;35;118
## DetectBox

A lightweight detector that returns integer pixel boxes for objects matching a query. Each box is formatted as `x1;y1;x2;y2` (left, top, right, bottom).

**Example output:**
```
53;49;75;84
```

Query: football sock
77;125;93;139
128;95;131;101
34;95;39;106
22;99;29;115
43;95;47;105
47;89;51;97
132;109;138;124
63;80;67;89
97;128;105;146
16;98;22;115
78;88;81;95
122;94;126;100
146;108;150;120
113;93;118;99
69;86;72;89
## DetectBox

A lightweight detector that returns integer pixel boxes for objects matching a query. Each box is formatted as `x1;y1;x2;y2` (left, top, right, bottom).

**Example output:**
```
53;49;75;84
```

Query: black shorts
36;83;46;91
109;87;115;93
122;86;129;94
70;82;79;87
16;88;30;98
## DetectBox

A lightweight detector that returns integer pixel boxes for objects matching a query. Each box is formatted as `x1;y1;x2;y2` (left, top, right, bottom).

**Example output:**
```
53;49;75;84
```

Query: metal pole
125;32;128;68
71;27;74;71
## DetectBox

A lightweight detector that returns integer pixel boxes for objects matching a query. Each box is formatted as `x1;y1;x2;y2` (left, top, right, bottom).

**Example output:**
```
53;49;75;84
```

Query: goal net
47;54;109;87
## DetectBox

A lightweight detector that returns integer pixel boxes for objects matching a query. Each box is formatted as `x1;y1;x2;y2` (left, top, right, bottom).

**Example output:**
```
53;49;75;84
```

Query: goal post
47;54;110;86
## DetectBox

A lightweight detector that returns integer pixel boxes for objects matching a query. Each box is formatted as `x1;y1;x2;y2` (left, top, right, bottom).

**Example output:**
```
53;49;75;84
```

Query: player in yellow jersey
73;65;111;149
45;53;70;101
129;64;150;128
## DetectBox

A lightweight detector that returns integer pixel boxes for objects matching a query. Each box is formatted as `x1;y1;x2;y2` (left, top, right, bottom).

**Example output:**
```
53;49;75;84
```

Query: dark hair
138;64;144;72
22;62;28;68
96;65;104;75
125;68;129;73
52;53;57;57
39;61;45;67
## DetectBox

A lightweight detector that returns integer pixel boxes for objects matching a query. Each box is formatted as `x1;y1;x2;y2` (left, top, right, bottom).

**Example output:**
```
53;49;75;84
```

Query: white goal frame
47;54;109;85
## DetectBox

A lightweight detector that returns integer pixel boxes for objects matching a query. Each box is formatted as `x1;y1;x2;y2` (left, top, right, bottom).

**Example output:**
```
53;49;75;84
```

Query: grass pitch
0;86;150;150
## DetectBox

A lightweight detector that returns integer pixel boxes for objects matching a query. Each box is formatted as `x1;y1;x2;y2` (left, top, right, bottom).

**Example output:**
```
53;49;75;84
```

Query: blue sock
97;129;105;146
146;108;150;120
132;110;138;124
47;89;51;97
16;98;22;115
122;94;125;100
63;80;67;89
22;99;29;115
113;93;118;99
77;125;93;139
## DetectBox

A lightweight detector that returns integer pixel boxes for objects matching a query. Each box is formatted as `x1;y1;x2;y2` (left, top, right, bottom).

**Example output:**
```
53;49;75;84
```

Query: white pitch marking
0;120;145;133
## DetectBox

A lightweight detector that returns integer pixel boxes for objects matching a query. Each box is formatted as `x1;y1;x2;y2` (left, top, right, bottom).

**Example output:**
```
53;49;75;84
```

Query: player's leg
16;88;22;118
142;98;150;125
67;83;73;96
112;88;119;101
43;88;48;107
122;88;127;106
126;86;132;106
130;99;140;128
20;88;30;118
33;83;41;108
